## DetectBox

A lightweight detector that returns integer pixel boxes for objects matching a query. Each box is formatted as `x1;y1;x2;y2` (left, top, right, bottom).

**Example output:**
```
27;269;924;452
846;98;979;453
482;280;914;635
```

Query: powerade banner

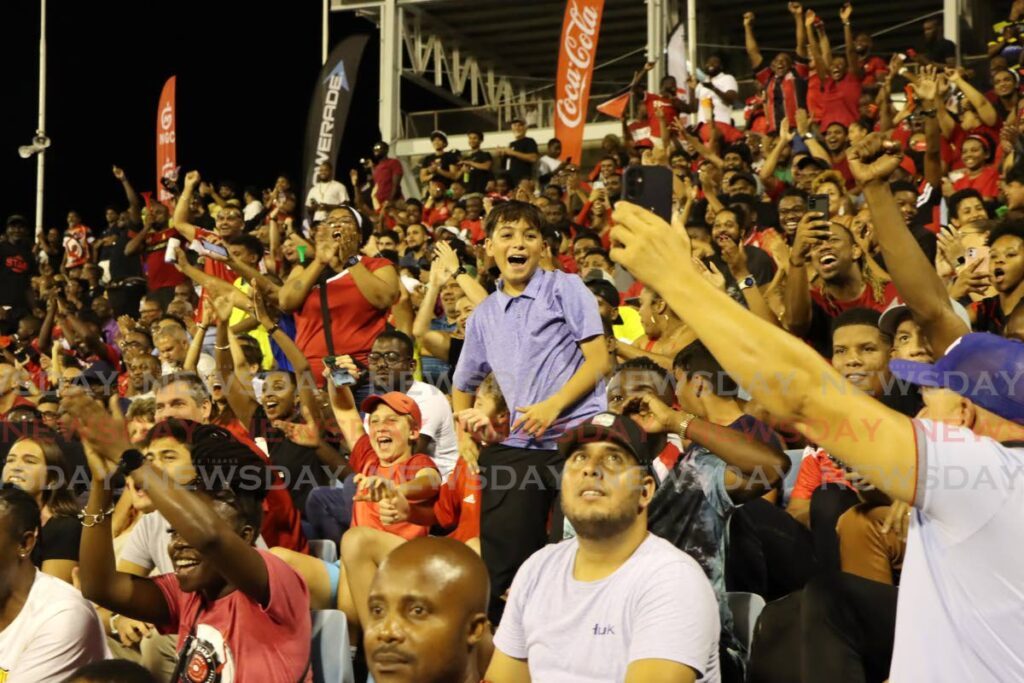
302;35;370;214
554;0;604;165
156;76;176;204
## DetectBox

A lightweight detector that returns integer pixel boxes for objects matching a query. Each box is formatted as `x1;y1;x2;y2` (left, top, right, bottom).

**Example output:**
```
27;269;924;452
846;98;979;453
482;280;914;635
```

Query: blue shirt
453;268;606;450
420;316;457;388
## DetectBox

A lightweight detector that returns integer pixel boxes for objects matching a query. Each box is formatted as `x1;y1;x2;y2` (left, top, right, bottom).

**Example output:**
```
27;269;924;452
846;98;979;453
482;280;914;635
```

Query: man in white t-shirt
609;178;1024;683
689;55;739;125
0;487;107;682
306;161;351;223
486;412;720;683
368;330;459;478
537;138;563;183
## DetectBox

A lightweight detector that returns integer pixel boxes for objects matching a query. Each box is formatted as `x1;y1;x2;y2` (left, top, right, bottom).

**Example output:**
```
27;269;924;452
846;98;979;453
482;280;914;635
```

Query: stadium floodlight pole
687;0;697;70
34;0;47;240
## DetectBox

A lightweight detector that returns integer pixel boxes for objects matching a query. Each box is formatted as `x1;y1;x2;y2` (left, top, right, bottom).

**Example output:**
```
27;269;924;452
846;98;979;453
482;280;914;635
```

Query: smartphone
324;356;356;386
164;237;181;264
808;194;830;218
622;166;673;222
193;239;229;261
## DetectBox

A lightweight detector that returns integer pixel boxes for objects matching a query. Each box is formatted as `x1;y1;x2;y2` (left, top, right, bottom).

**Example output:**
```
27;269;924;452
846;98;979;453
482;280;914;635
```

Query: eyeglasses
368;351;407;365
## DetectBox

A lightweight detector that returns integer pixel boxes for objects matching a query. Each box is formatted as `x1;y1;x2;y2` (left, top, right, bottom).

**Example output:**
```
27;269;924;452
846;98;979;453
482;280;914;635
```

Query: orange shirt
434;458;482;542
349;434;438;539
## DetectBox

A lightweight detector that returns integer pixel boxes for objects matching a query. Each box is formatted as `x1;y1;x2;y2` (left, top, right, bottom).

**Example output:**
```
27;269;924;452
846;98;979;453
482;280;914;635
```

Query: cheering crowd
1;2;1024;682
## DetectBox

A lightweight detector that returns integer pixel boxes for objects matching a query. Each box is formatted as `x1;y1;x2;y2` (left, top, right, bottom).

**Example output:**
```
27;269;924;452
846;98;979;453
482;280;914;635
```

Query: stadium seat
311;609;355;683
726;591;767;652
782;449;804;504
309;539;339;563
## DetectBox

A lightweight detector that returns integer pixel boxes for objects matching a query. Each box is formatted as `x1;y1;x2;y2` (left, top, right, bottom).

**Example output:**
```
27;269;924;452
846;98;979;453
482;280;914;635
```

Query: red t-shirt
373;158;404;205
433;457;482;543
145;228;187;290
810;280;899;318
349;434;438;539
814;73;862;129
644;92;680;138
860;56;889;87
948;123;1003;171
790;447;855;500
953;165;1001;200
154;549;312;683
461;218;485;245
422;203;452;228
293;256;394;382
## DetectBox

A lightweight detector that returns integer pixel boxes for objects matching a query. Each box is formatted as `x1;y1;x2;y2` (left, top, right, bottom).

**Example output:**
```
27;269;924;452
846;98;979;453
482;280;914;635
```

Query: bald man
364;537;491;683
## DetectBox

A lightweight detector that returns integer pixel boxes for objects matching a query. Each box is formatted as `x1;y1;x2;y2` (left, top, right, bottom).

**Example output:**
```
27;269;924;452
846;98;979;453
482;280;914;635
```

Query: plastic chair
311;609;355;683
309;539;339;564
726;591;767;652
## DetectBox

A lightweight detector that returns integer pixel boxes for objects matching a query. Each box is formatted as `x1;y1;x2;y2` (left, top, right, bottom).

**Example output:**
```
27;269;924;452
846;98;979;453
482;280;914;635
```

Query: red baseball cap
360;392;422;430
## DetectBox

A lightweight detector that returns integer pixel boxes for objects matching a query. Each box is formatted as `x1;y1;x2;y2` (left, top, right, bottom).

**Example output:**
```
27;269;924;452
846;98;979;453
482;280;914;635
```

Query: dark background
0;0;389;230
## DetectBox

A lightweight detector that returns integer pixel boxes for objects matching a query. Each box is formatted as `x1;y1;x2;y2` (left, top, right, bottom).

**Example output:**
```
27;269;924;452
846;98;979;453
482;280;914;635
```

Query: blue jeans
304;474;357;543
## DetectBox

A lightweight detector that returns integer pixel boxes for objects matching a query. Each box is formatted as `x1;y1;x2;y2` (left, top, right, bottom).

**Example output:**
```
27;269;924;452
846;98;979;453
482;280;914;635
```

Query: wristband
454;266;468;277
267;324;280;336
78;504;116;528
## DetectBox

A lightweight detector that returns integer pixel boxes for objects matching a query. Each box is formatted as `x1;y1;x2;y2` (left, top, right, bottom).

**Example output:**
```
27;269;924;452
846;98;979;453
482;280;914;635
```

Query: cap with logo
557;412;657;476
360;392;423;430
889;333;1024;423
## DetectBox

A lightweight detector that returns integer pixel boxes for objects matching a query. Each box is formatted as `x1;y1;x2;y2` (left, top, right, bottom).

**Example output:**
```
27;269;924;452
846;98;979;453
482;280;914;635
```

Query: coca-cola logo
556;1;599;130
160;102;173;131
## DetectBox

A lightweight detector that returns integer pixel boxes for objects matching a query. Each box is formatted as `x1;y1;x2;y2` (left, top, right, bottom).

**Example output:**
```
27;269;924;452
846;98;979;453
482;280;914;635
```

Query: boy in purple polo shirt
452;200;611;621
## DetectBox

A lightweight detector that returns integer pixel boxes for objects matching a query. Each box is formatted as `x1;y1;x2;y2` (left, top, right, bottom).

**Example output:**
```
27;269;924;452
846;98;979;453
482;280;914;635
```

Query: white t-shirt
695;72;739;125
306;180;351;222
889;420;1024;681
243;199;264;222
0;570;108;682
494;534;721;682
538;155;562;178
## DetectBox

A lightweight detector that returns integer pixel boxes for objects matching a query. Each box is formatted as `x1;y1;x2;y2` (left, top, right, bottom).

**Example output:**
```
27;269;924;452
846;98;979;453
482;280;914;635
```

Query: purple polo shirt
453;268;606;450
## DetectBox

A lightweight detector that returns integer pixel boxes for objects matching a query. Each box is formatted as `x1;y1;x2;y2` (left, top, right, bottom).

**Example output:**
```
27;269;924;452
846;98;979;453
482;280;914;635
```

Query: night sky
0;0;386;229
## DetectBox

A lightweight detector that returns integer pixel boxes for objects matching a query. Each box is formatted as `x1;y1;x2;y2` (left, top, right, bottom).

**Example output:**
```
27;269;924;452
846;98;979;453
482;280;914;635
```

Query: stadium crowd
1;2;1024;682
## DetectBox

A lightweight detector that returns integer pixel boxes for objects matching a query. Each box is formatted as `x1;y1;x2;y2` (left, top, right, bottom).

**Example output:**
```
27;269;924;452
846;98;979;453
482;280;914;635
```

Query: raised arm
791;2;808;59
947;68;998;127
744;12;764;71
77;440;171;625
915;66;945;191
849;135;969;352
113;166;141;225
840;4;862;78
610;203;918;504
781;212;832;335
326;360;367;448
210;295;260;428
759;121;794;181
124;213;153;257
172;171;203;243
804;11;829;81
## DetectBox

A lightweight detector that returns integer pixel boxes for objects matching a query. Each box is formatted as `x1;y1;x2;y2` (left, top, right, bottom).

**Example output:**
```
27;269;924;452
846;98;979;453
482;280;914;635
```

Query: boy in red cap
325;357;441;540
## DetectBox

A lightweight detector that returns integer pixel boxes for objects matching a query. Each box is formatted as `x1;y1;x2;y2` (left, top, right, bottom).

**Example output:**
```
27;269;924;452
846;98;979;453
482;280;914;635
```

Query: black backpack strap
318;269;335;357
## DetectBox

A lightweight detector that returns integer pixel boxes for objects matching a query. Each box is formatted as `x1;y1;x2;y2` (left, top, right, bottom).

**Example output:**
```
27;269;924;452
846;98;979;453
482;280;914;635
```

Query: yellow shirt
230;277;274;369
614;305;645;343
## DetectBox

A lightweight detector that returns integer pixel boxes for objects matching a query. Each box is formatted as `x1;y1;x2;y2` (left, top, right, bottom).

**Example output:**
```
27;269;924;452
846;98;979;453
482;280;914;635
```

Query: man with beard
399;223;431;270
689;55;739;126
0;215;36;335
125;201;185;308
371;141;405;208
305;161;350;224
486;412;721;683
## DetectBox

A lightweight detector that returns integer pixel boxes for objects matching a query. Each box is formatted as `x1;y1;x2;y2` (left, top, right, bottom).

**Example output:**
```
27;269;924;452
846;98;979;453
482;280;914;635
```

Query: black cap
429;130;448;145
5;215;28;227
795;156;830;171
558;412;658;477
584;276;623;324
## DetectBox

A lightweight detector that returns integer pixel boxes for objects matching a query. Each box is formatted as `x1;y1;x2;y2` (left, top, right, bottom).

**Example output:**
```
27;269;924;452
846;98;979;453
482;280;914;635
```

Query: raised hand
609;202;694;296
787;2;802;16
935;225;966;265
743;11;756;27
804;9;818;29
112;165;126;182
948;258;989;300
839;3;853;23
846;133;904;186
790;212;833;267
716;235;749;276
65;395;133;468
211;294;235;324
431;240;461;284
272;404;321;448
183;170;201;188
911;64;939;102
692;258;726;291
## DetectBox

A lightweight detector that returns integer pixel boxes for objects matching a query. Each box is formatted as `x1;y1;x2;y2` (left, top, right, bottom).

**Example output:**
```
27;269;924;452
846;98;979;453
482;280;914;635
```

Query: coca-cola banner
156;76;177;204
554;0;604;165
